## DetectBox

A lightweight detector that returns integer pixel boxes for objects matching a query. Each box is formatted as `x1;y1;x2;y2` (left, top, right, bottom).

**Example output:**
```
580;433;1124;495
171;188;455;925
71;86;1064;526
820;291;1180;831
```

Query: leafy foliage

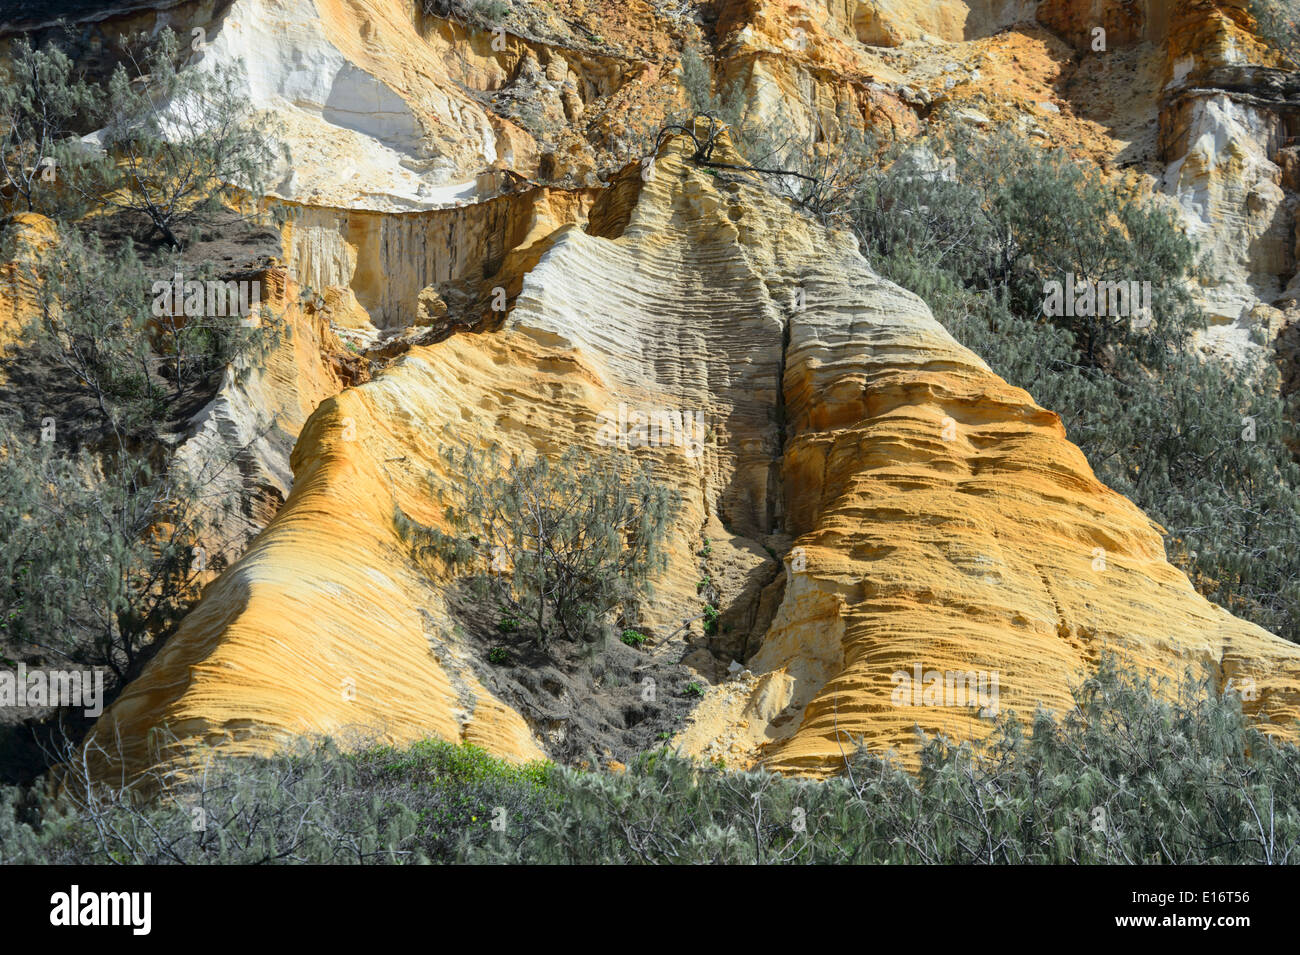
0;418;208;680
99;29;283;248
1;737;554;864
401;445;678;645
5;665;1298;863
0;38;106;220
852;128;1200;363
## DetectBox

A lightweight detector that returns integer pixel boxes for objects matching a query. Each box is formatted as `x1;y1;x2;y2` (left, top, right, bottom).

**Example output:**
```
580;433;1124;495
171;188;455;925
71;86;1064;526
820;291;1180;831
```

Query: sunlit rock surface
87;130;1300;781
2;0;1285;780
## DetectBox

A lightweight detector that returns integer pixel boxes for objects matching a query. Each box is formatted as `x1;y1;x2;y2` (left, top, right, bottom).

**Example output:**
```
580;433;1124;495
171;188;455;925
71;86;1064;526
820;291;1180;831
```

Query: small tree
669;51;870;221
851;127;1201;365
0;38;106;220
98;29;283;249
29;229;161;442
402;445;678;645
28;227;274;438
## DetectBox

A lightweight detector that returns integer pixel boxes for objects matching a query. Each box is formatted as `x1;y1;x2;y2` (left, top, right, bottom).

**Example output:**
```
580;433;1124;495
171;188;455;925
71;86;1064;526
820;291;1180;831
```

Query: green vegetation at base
4;664;1297;863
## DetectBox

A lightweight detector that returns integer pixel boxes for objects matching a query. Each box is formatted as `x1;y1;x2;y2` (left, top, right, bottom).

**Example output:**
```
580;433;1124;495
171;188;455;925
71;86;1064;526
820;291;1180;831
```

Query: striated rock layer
87;128;1300;781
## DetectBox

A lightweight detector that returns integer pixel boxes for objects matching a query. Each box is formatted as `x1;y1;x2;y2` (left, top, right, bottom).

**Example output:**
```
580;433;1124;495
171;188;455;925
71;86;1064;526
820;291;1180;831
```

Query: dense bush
4;663;1297;863
0;417;211;680
400;445;678;645
1;737;555;864
0;225;276;677
473;661;1300;864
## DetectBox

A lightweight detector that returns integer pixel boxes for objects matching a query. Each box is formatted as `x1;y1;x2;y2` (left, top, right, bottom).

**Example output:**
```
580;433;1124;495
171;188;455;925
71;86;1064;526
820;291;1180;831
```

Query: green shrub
1;738;554;864
5;665;1296;863
401;444;679;645
465;661;1300;864
98;29;284;249
0;416;210;680
0;38;107;221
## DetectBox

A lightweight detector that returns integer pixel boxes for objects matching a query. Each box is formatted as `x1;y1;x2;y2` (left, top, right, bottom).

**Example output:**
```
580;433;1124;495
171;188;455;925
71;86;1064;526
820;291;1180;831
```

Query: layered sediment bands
170;269;356;562
90;129;1300;782
754;264;1300;772
85;333;567;781
86;133;782;778
1144;1;1298;355
277;184;600;327
669;133;1300;773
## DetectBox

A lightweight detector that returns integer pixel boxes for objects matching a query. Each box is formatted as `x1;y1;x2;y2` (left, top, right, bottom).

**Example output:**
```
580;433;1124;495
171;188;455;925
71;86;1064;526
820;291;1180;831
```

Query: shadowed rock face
84;128;1300;783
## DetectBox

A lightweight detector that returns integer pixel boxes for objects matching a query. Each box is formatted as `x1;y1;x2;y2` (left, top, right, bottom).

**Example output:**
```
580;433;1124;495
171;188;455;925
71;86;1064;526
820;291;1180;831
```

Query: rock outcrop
4;0;1294;782
85;127;1300;782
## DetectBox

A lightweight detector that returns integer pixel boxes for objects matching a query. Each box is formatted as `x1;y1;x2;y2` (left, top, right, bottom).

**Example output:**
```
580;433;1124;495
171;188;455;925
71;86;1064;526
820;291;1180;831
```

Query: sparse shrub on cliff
0;29;283;246
667;44;870;218
660;97;870;220
422;0;513;32
400;445;679;646
678;42;716;118
25;227;274;433
0;416;211;682
97;29;284;250
27;230;161;437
